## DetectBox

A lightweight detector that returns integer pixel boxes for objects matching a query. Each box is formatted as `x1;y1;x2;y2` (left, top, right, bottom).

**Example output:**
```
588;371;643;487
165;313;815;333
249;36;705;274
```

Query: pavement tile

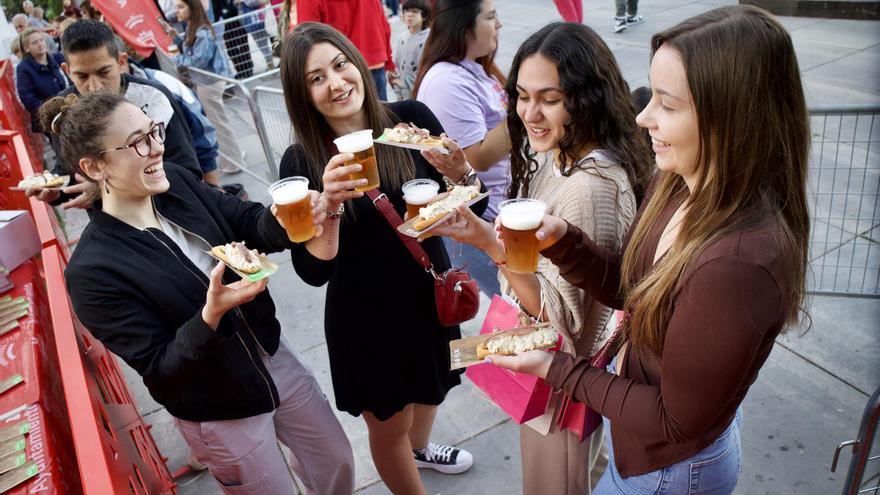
804;48;880;97
803;79;880;106
737;344;872;495
356;419;520;495
789;18;880;51
777;295;880;396
810;235;880;294
794;40;859;71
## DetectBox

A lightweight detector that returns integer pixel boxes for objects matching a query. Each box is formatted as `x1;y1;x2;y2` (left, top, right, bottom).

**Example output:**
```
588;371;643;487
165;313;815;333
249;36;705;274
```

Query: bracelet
321;193;345;220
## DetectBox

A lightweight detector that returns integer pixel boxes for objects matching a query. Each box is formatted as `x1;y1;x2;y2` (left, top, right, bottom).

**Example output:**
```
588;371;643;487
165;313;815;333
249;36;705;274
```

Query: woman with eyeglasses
39;92;355;495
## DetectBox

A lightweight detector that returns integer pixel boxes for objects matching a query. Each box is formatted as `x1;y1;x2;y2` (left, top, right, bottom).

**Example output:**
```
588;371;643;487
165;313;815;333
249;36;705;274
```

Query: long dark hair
180;0;215;47
621;5;810;355
279;23;414;199
506;23;651;200
412;0;506;97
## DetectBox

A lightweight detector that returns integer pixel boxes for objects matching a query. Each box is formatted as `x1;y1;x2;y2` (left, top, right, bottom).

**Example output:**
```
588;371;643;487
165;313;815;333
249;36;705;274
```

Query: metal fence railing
184;66;278;184
832;385;880;495
212;4;282;80
807;105;880;298
252;86;291;178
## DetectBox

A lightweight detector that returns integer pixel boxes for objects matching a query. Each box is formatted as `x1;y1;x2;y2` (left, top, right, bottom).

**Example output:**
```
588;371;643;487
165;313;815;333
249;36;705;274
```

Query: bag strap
365;189;434;272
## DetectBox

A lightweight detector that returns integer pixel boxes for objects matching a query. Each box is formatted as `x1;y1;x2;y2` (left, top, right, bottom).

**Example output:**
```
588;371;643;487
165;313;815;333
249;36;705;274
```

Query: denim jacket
173;26;233;80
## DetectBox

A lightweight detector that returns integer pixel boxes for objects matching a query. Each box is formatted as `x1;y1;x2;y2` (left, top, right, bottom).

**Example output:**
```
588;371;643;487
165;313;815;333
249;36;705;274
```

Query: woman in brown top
486;6;810;494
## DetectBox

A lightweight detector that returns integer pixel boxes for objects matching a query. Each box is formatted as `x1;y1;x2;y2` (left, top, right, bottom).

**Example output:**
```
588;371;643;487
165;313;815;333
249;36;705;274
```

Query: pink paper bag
465;296;553;424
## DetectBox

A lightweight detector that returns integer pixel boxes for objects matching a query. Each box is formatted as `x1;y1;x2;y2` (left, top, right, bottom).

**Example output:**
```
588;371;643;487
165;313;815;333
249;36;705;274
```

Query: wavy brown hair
279;23;414;206
505;22;651;201
38;92;126;180
411;0;506;98
620;5;810;356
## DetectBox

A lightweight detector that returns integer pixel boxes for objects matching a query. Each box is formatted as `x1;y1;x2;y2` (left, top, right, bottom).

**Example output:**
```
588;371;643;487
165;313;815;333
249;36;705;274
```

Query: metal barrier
212;3;282;80
185;66;279;184
832;385;880;495
807;105;880;297
252;86;291;178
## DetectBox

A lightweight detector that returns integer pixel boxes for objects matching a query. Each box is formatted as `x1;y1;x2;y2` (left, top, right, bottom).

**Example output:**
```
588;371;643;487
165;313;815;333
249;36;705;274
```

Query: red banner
92;0;174;58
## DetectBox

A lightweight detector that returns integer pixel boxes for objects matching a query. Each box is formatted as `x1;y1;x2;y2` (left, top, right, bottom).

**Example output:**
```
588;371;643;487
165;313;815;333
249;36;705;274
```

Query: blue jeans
595;358;743;494
443;238;501;296
370;68;388;101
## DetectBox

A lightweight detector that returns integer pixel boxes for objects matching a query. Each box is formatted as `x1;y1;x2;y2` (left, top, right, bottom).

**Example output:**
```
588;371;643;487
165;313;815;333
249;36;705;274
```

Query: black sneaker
613;16;627;33
413;442;473;474
627;14;644;26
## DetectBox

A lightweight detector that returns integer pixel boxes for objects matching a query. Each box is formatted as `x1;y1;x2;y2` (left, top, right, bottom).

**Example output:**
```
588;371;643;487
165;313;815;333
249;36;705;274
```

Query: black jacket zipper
154;213;271;357
144;228;276;404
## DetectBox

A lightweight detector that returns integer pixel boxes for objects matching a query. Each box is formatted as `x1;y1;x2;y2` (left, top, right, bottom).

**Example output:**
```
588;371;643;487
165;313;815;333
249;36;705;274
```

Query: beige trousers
521;420;608;495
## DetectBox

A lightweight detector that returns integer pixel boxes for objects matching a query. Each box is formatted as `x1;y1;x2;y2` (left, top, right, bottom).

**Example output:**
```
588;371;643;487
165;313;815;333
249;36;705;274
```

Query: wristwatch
444;164;479;189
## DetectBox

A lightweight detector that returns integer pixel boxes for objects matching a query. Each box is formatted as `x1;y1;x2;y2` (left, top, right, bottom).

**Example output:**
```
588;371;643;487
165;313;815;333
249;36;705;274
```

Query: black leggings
223;20;254;79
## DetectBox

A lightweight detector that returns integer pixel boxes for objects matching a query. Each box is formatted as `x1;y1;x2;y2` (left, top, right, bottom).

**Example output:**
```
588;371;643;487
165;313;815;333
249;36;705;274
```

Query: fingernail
536;231;546;240
485;357;493;364
359;179;368;184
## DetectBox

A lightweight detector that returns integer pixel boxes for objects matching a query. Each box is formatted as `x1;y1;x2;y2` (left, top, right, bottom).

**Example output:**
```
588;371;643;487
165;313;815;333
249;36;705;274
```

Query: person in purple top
414;0;509;295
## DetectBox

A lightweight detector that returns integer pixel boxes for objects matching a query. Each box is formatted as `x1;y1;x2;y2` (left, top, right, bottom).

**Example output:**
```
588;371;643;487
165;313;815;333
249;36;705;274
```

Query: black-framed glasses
98;122;166;157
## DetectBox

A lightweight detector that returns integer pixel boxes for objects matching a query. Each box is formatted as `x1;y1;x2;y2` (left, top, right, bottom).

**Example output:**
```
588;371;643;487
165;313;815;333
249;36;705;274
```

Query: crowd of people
10;0;811;494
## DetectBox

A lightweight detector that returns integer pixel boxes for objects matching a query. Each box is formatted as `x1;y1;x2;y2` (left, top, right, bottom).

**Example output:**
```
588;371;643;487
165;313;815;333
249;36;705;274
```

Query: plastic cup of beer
268;176;315;243
333;129;380;192
499;198;547;273
402;179;440;219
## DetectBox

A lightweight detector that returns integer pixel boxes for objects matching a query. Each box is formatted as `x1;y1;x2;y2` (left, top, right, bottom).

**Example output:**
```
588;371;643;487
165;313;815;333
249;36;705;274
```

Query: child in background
389;0;430;101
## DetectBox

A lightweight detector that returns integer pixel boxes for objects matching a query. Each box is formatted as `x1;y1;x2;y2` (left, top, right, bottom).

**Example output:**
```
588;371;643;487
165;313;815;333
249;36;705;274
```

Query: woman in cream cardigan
433;23;651;494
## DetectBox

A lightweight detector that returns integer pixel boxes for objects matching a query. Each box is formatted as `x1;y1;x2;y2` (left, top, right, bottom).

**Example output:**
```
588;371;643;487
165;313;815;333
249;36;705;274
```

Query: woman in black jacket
40;92;354;495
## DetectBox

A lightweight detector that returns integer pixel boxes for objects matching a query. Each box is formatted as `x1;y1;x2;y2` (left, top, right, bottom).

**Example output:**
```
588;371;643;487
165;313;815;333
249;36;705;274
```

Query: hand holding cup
321;152;368;211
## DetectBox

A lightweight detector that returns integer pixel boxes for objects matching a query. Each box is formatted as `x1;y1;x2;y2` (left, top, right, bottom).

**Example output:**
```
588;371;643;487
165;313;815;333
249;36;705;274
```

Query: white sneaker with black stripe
413;442;473;474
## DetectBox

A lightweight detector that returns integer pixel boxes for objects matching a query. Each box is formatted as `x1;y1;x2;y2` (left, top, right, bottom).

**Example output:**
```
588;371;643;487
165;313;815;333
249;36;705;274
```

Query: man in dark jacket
32;20;203;209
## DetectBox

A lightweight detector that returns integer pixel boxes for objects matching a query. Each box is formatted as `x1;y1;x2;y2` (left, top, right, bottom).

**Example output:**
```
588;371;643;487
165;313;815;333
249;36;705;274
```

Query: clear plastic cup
268;176;315;243
499;198;546;273
333;129;380;192
402;179;440;218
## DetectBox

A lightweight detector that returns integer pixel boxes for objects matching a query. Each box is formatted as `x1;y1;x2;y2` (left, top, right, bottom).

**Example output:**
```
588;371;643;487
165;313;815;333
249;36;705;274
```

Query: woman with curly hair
432;22;651;494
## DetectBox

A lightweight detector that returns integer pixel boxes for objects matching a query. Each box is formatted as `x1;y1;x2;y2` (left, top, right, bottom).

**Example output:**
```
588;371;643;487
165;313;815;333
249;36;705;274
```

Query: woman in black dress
278;23;487;494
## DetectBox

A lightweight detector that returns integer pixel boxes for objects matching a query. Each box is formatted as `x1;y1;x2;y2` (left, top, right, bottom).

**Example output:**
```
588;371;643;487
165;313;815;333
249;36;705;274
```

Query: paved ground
61;1;879;493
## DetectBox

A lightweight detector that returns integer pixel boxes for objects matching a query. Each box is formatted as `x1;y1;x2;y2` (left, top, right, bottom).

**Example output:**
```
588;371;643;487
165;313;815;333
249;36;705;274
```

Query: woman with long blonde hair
488;6;810;493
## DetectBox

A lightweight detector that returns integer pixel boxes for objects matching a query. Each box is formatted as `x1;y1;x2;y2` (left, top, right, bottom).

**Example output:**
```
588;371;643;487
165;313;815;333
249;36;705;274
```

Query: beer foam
403;184;439;204
271;180;308;205
334;129;374;153
500;201;545;230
